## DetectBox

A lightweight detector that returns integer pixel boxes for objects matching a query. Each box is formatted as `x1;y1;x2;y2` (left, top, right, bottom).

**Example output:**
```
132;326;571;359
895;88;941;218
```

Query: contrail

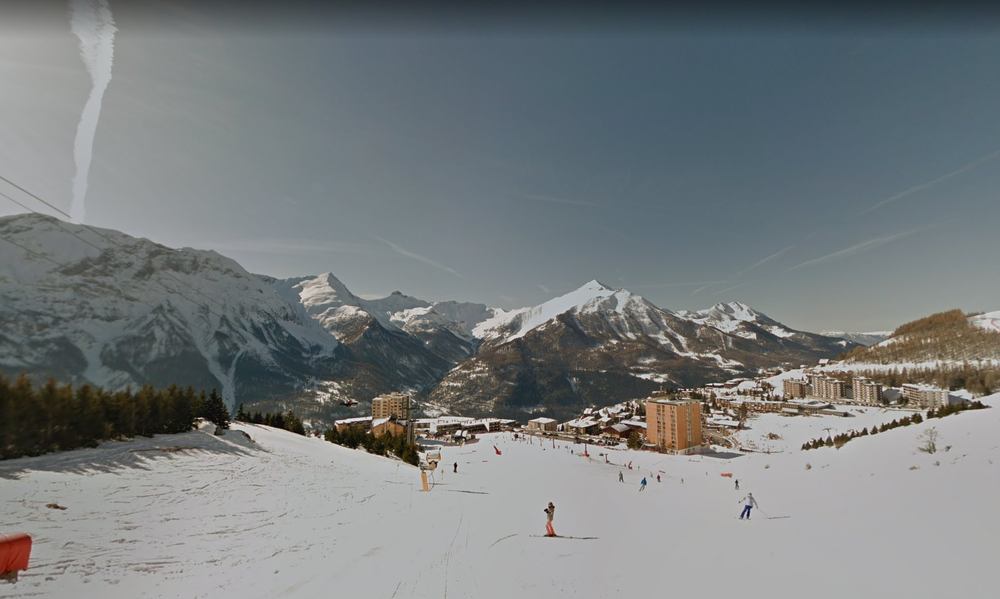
69;0;117;223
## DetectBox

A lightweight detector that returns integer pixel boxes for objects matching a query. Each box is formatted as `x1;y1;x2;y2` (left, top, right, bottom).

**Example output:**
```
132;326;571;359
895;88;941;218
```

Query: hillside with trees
839;309;1000;365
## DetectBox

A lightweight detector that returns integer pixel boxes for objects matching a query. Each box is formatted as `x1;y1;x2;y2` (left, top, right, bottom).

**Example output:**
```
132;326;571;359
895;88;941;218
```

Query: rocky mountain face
1;214;855;421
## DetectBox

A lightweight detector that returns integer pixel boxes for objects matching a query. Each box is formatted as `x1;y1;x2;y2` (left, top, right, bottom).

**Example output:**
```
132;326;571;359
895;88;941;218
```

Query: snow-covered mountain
426;283;853;418
819;331;892;346
0;214;340;404
1;215;853;419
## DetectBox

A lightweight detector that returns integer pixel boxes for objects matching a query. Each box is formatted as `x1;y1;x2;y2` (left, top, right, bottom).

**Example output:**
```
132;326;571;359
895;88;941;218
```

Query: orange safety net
0;533;32;573
720;473;733;478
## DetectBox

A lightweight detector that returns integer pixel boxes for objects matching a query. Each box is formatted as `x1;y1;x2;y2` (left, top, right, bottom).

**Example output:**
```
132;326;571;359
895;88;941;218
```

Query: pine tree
201;389;230;429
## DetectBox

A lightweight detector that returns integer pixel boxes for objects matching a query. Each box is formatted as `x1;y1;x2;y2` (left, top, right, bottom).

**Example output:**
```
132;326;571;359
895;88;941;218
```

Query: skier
735;479;739;490
619;471;624;482
738;492;758;520
639;477;647;491
543;502;556;537
453;462;458;474
656;474;661;483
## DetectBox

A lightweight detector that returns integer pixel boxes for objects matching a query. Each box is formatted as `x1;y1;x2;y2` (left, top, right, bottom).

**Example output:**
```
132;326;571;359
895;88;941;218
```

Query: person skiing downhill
619;471;624;482
735;479;739;490
543;502;556;536
639;477;647;491
453;462;458;473
738;492;758;519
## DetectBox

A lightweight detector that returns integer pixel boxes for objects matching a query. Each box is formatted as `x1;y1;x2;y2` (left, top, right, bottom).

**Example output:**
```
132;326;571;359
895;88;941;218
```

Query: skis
530;535;599;540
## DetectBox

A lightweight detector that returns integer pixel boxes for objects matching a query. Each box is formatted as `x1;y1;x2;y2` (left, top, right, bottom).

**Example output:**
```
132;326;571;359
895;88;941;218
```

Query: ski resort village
3;339;1000;598
5;11;1000;598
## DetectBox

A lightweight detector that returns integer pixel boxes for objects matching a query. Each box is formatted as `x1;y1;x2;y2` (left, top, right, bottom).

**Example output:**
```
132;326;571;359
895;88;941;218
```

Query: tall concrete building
372;392;411;420
852;377;884;405
646;398;703;454
371;392;412;442
783;379;809;399
809;375;847;400
901;384;952;409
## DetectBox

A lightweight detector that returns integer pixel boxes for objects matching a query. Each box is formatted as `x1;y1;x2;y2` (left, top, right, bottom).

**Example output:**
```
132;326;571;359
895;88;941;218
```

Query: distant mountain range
819;331;891;347
1;213;856;421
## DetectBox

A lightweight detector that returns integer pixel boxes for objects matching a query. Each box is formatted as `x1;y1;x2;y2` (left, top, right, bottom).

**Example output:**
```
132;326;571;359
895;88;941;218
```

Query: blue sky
2;2;999;332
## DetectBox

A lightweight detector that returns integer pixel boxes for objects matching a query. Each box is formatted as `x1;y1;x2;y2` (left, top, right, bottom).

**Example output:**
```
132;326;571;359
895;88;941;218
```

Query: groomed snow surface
3;397;1000;599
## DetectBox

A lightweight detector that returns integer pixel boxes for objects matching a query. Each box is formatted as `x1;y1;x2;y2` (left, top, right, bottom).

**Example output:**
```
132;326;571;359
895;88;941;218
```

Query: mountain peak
579;279;614;293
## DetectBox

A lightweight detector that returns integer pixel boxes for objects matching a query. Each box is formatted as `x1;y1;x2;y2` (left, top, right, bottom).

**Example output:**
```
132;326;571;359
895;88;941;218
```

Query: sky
1;1;999;333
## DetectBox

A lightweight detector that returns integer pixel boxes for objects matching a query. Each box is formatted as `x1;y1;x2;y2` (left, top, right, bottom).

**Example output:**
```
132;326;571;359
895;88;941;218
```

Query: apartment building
783;378;809;399
901;384;952;409
852;377;884;405
372;392;411;420
808;375;848;400
646;398;704;454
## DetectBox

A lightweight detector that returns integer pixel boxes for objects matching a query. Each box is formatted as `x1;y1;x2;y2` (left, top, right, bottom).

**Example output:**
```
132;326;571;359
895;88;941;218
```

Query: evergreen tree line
324;426;419;466
235;404;305;436
1;374;230;460
801;401;987;451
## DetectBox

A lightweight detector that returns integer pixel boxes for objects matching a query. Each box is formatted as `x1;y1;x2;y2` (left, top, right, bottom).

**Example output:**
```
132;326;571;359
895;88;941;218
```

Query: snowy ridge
473;280;620;342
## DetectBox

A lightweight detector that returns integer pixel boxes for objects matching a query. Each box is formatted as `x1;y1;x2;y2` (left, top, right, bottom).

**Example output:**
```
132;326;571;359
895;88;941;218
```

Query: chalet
564;417;600;436
371;416;407;438
527;417;558;433
334;416;372;434
602;423;632;438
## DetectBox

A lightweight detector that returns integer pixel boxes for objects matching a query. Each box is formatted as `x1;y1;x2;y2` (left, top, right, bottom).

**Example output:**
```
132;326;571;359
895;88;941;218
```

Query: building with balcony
852;377;884;405
646;398;704;454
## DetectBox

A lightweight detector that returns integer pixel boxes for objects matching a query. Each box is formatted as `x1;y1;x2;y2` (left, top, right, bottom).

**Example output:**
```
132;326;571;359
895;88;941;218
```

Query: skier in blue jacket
738;492;758;519
639;477;647;491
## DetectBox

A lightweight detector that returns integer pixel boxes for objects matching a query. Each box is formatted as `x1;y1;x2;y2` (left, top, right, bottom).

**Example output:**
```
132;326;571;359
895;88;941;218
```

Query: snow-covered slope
1;395;997;598
970;310;1000;333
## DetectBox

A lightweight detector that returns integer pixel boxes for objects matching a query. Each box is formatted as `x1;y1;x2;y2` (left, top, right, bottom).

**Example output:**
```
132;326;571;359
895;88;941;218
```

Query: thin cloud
710;281;753;297
376;237;461;277
690;283;715;296
537;284;550;293
736;245;795;276
629;280;723;291
510;191;597;207
859;148;1000;215
788;228;921;272
210;238;371;255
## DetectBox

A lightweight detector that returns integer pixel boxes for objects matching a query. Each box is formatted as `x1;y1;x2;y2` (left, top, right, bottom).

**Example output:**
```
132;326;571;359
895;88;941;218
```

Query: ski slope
2;396;999;599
